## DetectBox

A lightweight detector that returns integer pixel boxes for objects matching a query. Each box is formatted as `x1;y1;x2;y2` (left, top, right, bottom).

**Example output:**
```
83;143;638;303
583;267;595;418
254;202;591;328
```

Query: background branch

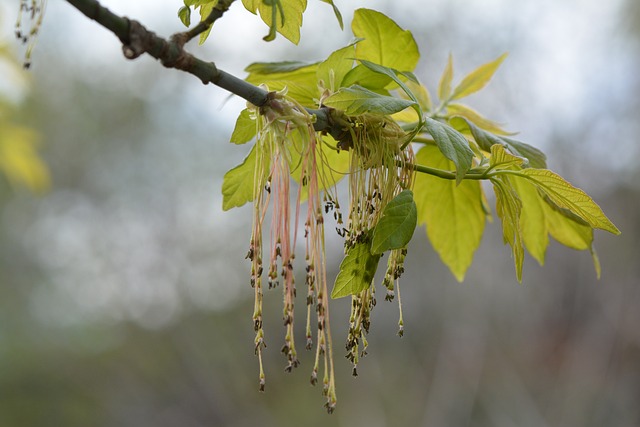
64;0;338;135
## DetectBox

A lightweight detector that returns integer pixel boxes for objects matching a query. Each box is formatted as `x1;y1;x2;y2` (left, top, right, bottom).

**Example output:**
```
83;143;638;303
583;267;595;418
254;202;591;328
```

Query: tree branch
63;0;340;135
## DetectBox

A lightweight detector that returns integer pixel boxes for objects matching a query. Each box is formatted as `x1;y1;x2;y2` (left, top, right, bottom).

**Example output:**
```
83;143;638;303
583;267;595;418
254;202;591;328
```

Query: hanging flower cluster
236;88;415;412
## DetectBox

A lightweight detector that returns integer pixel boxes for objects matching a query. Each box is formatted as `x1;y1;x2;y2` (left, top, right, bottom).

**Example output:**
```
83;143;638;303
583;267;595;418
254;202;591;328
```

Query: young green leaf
351;9;420;72
319;0;343;29
288;134;349;202
413;146;486;281
544;199;593;250
492;177;525;282
518;169;620;235
331;241;381;299
358;59;425;145
423;117;474;184
450;53;507;101
231;109;256;145
446;103;512;135
245;61;319;106
510;174;549;265
371;190;417;254
178;6;191;27
317;45;355;91
408;80;433;112
488;143;526;170
243;0;307;44
543;200;601;277
341;64;393;92
452;117;547;168
323;85;416;116
197;2;216;44
222;145;257;210
438;53;454;101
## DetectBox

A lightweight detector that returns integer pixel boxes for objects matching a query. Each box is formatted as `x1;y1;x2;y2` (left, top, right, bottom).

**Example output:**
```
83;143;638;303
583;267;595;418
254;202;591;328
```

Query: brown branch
63;0;345;138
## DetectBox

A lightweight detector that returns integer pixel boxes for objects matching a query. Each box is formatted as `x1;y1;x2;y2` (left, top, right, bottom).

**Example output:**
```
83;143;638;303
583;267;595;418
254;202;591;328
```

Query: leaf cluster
222;7;619;287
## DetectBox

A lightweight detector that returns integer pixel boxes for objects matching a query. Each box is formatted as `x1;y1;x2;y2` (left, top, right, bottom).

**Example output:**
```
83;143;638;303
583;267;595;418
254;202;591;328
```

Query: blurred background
0;0;639;425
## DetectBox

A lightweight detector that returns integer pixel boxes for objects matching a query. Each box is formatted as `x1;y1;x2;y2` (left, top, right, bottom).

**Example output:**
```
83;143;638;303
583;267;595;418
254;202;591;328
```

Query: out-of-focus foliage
0;43;49;192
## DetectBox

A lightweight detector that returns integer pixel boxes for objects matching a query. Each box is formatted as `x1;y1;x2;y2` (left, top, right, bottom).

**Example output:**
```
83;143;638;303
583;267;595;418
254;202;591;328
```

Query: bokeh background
1;0;639;425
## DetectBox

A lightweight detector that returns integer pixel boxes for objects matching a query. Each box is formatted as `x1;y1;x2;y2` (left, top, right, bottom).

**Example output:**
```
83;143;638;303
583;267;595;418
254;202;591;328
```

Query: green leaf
341;64;393;92
331;241;382;299
178;6;191;27
451;117;547;168
488;143;526;170
320;0;343;29
222;145;257;210
243;0;307;44
288;134;349;201
414;146;486;281
423;117;474;184
491;177;525;282
245;61;314;74
317;45;355;91
371;190;417;254
451;53;507;101
446;103;511;135
438;53;454;101
323;85;416;116
510;174;549;265
409;80;433;112
518;169;620;235
543;200;601;277
245;61;319;106
0;124;50;192
500;137;547;169
358;60;418;102
197;2;217;44
351;9;420;72
358;59;425;144
230;109;256;145
544;200;593;250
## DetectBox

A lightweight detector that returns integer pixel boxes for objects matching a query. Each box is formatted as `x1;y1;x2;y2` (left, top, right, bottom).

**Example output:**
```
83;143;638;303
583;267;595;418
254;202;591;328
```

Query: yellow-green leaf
289;133;349;201
178;6;191;27
323;85;416;116
492;177;524;281
245;61;319;106
317;45;355;91
0;125;50;192
341;64;392;91
451;53;507;101
511;174;548;265
351;8;419;72
409;80;433;112
414;146;486;281
519;169;620;235
446;103;511;135
438;53;454;101
221;145;257;210
489;144;525;170
258;0;307;44
331;241;381;299
424;117;474;184
371;190;417;254
197;2;217;44
319;0;343;29
453;118;547;169
230;108;256;145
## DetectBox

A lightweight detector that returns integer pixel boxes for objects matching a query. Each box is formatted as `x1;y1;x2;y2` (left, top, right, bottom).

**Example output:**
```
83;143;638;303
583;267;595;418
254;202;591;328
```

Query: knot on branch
160;44;193;72
122;20;147;59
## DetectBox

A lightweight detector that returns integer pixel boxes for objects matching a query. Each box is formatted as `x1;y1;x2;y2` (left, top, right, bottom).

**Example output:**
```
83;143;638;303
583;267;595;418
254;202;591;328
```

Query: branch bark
63;0;340;136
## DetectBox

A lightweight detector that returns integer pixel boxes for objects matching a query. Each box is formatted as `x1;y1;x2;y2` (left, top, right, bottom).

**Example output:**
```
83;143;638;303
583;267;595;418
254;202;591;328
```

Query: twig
63;0;341;135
